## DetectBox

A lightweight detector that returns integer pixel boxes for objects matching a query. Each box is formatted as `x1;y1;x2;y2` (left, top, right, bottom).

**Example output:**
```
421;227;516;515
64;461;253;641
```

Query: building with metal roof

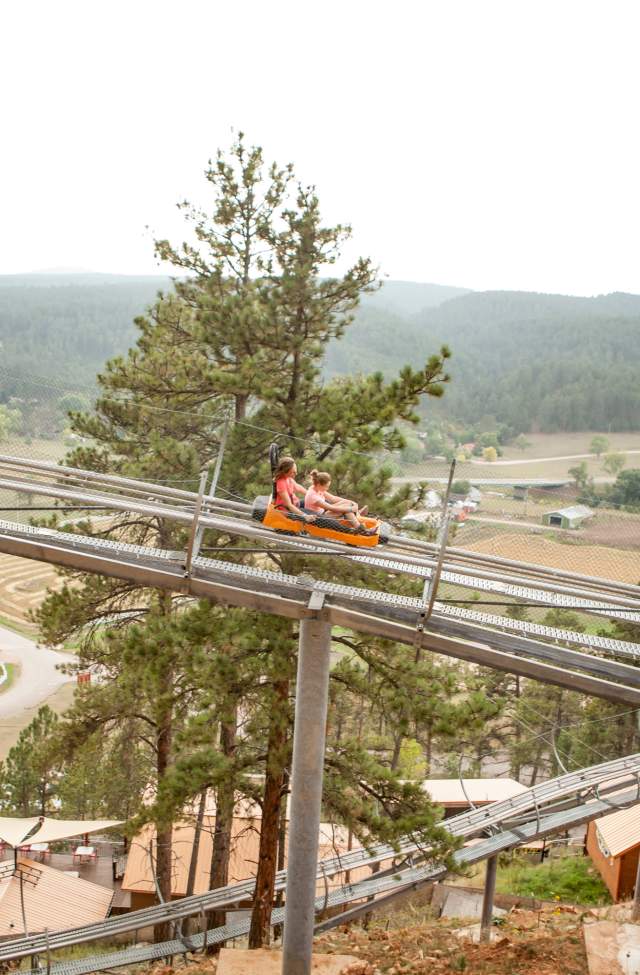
0;857;113;936
422;778;527;817
122;818;368;911
542;505;594;530
586;803;640;901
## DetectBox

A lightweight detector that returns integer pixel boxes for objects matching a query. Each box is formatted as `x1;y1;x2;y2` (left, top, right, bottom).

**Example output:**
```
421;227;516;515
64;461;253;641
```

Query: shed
542;505;594;530
586;804;640;902
422;778;527;819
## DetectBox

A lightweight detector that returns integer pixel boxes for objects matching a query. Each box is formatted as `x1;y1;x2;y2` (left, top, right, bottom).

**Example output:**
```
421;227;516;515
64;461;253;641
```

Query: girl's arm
276;487;315;521
292;480;307;497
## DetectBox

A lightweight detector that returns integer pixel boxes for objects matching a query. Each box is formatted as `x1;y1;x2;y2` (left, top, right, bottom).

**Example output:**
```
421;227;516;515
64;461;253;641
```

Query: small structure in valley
586;803;640;901
542;504;594;530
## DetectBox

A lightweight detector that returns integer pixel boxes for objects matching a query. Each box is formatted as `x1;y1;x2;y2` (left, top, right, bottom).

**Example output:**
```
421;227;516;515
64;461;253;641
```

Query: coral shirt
304;486;326;512
275;476;297;509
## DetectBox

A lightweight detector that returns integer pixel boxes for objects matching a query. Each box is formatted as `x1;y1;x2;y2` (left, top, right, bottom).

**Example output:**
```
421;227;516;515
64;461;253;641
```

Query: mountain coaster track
0;454;638;968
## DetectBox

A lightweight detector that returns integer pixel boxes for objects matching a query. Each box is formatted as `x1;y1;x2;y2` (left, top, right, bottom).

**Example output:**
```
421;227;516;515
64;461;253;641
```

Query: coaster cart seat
251;496;389;548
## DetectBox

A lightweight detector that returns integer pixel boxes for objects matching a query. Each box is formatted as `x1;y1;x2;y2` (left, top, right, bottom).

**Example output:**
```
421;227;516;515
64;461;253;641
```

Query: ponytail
309;468;331;487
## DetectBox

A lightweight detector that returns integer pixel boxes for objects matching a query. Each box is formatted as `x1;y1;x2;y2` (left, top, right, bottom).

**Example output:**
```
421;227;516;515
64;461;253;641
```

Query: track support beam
282;617;332;975
480;855;498;943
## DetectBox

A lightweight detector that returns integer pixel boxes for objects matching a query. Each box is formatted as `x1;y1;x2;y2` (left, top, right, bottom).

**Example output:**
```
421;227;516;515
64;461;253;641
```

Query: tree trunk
208;710;237;934
390;731;403;771
272;784;289;942
248;678;289;948
153;706;174;942
235;394;248;421
186;792;207;897
529;741;546;787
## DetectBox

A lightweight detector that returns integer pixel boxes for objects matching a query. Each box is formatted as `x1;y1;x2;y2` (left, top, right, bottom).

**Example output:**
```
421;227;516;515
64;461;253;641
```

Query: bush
451;480;471;496
496;855;611;906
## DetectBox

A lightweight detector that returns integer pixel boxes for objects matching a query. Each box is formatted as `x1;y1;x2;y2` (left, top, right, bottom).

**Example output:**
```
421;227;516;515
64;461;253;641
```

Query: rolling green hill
0;273;170;396
1;273;639;434
327;289;640;433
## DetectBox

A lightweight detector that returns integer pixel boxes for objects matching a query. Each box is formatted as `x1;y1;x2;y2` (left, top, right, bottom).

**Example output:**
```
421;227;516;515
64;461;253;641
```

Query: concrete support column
480;855;498;944
282;617;332;975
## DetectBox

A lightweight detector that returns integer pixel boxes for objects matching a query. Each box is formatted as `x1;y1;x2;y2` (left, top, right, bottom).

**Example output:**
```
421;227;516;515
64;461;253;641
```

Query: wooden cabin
586;803;640;901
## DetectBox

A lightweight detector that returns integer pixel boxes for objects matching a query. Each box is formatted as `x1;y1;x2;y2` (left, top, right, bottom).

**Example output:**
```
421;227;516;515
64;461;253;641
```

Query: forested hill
0;273;170;396
1;273;639;433
326;289;640;432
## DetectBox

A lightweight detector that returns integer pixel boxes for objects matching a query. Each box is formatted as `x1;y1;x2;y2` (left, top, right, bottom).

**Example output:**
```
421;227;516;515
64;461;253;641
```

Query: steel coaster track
0;516;638;698
4;752;640;962
19;781;640;975
0;454;638;611
0;519;639;704
0;469;638;626
1;451;637;598
437;603;640;660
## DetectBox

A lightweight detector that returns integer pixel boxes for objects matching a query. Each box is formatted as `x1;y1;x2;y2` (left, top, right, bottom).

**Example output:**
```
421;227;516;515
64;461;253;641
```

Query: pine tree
36;132;460;948
0;706;59;816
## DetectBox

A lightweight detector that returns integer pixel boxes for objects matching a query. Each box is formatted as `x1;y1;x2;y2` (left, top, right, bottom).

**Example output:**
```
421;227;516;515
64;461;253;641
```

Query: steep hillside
361;279;469;316
0;273;170;395
329;290;640;432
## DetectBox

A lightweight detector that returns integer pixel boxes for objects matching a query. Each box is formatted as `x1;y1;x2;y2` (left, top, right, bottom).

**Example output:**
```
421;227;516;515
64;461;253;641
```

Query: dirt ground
145;907;590;974
0;677;75;758
497;431;640;462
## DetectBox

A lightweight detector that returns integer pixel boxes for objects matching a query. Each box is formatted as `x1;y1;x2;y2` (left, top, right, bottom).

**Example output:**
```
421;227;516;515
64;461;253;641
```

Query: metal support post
184;469;209;576
480;854;498;943
282;613;332;975
415;460;456;645
208;417;230;500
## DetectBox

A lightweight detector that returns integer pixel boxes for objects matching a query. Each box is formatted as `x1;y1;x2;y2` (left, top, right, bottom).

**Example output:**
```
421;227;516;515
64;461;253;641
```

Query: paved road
469;449;640;467
0;623;74;719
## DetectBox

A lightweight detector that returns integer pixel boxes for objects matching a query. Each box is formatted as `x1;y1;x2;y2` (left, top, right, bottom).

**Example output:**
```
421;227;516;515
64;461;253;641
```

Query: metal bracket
414;460;456;645
184;469;209;578
184;416;231;578
308;590;326;612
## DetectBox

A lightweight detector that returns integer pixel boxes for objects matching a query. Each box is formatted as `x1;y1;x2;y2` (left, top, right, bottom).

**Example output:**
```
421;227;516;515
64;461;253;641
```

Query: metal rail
0;520;638;703
2;752;638;962
1;469;638;628
18;781;640;975
0;455;637;611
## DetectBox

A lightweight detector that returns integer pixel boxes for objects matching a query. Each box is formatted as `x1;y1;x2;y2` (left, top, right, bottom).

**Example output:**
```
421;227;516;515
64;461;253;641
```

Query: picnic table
29;842;50;862
72;845;97;863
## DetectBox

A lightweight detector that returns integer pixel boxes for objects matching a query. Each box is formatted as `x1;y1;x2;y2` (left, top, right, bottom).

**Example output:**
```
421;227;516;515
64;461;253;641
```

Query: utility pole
282;611;332;975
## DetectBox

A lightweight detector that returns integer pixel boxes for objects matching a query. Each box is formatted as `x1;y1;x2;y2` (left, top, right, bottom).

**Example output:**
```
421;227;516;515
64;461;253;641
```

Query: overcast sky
2;0;638;295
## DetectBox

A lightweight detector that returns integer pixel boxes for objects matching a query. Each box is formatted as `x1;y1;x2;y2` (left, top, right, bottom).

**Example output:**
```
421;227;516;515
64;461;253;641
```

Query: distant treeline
0;274;169;395
327;289;640;433
1;275;639;434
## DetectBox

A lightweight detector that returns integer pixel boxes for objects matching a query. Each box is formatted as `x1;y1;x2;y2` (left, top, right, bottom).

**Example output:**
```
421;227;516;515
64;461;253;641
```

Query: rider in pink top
304;469;371;531
272;457;315;522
